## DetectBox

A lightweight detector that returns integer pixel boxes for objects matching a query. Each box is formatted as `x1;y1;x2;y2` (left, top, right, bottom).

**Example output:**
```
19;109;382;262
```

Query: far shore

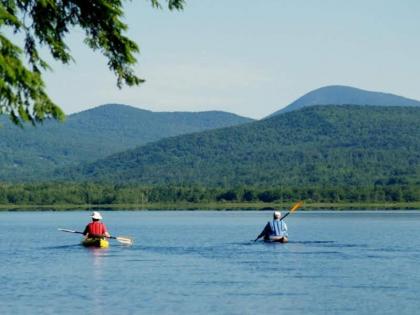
0;201;419;211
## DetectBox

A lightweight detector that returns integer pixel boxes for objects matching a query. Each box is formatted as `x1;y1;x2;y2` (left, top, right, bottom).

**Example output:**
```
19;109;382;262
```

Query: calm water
1;210;420;315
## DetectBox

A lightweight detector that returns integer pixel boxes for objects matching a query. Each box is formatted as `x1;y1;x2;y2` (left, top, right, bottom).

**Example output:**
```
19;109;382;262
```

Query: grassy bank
1;201;419;211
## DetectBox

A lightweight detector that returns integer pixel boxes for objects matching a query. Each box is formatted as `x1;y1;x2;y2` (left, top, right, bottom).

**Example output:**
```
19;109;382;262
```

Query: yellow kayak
82;238;109;248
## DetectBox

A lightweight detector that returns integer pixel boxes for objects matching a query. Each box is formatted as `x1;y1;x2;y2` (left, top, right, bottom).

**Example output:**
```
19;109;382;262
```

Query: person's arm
255;222;270;241
102;224;110;238
282;222;288;236
83;225;90;237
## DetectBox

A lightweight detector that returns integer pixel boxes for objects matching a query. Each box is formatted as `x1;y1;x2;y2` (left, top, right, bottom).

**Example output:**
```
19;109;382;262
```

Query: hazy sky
42;0;420;119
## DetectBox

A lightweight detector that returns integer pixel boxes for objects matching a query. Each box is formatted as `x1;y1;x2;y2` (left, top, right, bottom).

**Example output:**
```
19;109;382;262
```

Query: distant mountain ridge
63;105;420;187
270;85;420;115
0;104;253;180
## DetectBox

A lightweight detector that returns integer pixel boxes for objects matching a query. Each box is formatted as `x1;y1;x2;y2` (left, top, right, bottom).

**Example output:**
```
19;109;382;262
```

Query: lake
1;210;420;314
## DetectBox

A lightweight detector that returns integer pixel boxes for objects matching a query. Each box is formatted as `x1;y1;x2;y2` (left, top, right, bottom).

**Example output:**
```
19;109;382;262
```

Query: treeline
0;182;418;205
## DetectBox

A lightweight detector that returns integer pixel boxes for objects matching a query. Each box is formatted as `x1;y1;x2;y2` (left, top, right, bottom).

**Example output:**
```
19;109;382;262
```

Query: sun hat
91;211;103;220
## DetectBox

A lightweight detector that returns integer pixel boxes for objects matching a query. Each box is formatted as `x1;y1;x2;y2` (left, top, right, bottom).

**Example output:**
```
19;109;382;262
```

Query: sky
42;0;420;119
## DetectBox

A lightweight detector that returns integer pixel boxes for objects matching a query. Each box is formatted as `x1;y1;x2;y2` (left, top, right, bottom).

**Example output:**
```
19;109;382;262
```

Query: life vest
86;221;107;236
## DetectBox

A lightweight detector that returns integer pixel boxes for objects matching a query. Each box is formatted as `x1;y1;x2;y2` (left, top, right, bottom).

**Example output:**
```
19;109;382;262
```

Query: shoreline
0;201;419;211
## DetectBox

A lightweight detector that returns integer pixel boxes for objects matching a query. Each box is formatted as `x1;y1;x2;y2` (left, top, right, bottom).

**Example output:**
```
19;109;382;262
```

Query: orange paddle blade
290;201;304;212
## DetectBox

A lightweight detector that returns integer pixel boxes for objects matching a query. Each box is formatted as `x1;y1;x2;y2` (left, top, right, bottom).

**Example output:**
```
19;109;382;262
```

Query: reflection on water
90;247;108;266
90;248;106;315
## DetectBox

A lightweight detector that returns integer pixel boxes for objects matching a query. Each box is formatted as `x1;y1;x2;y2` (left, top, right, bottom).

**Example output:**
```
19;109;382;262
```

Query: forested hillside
0;104;253;180
64;106;420;188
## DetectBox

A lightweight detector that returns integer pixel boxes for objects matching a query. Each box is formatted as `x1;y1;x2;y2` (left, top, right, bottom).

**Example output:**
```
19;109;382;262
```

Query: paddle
278;200;303;221
254;200;303;242
58;228;134;246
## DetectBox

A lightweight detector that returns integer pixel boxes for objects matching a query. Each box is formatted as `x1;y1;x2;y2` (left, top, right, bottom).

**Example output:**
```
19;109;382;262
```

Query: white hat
91;211;103;220
274;211;281;217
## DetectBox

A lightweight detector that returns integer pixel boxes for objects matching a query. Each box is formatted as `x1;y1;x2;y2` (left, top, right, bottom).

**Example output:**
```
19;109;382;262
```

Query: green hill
0;104;253;180
65;105;420;187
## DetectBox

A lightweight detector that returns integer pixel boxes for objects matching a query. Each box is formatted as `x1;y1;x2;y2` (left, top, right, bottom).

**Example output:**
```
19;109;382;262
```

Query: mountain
0;104;253;180
64;105;420;187
270;85;420;116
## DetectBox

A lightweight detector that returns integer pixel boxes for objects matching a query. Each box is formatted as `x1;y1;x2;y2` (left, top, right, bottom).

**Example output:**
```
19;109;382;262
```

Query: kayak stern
82;238;109;248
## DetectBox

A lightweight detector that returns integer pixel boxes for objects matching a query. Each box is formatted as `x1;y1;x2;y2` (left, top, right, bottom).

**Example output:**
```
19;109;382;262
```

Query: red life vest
85;221;107;236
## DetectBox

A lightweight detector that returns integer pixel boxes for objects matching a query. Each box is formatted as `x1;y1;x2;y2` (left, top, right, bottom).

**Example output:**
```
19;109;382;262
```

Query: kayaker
255;211;288;243
83;211;110;239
